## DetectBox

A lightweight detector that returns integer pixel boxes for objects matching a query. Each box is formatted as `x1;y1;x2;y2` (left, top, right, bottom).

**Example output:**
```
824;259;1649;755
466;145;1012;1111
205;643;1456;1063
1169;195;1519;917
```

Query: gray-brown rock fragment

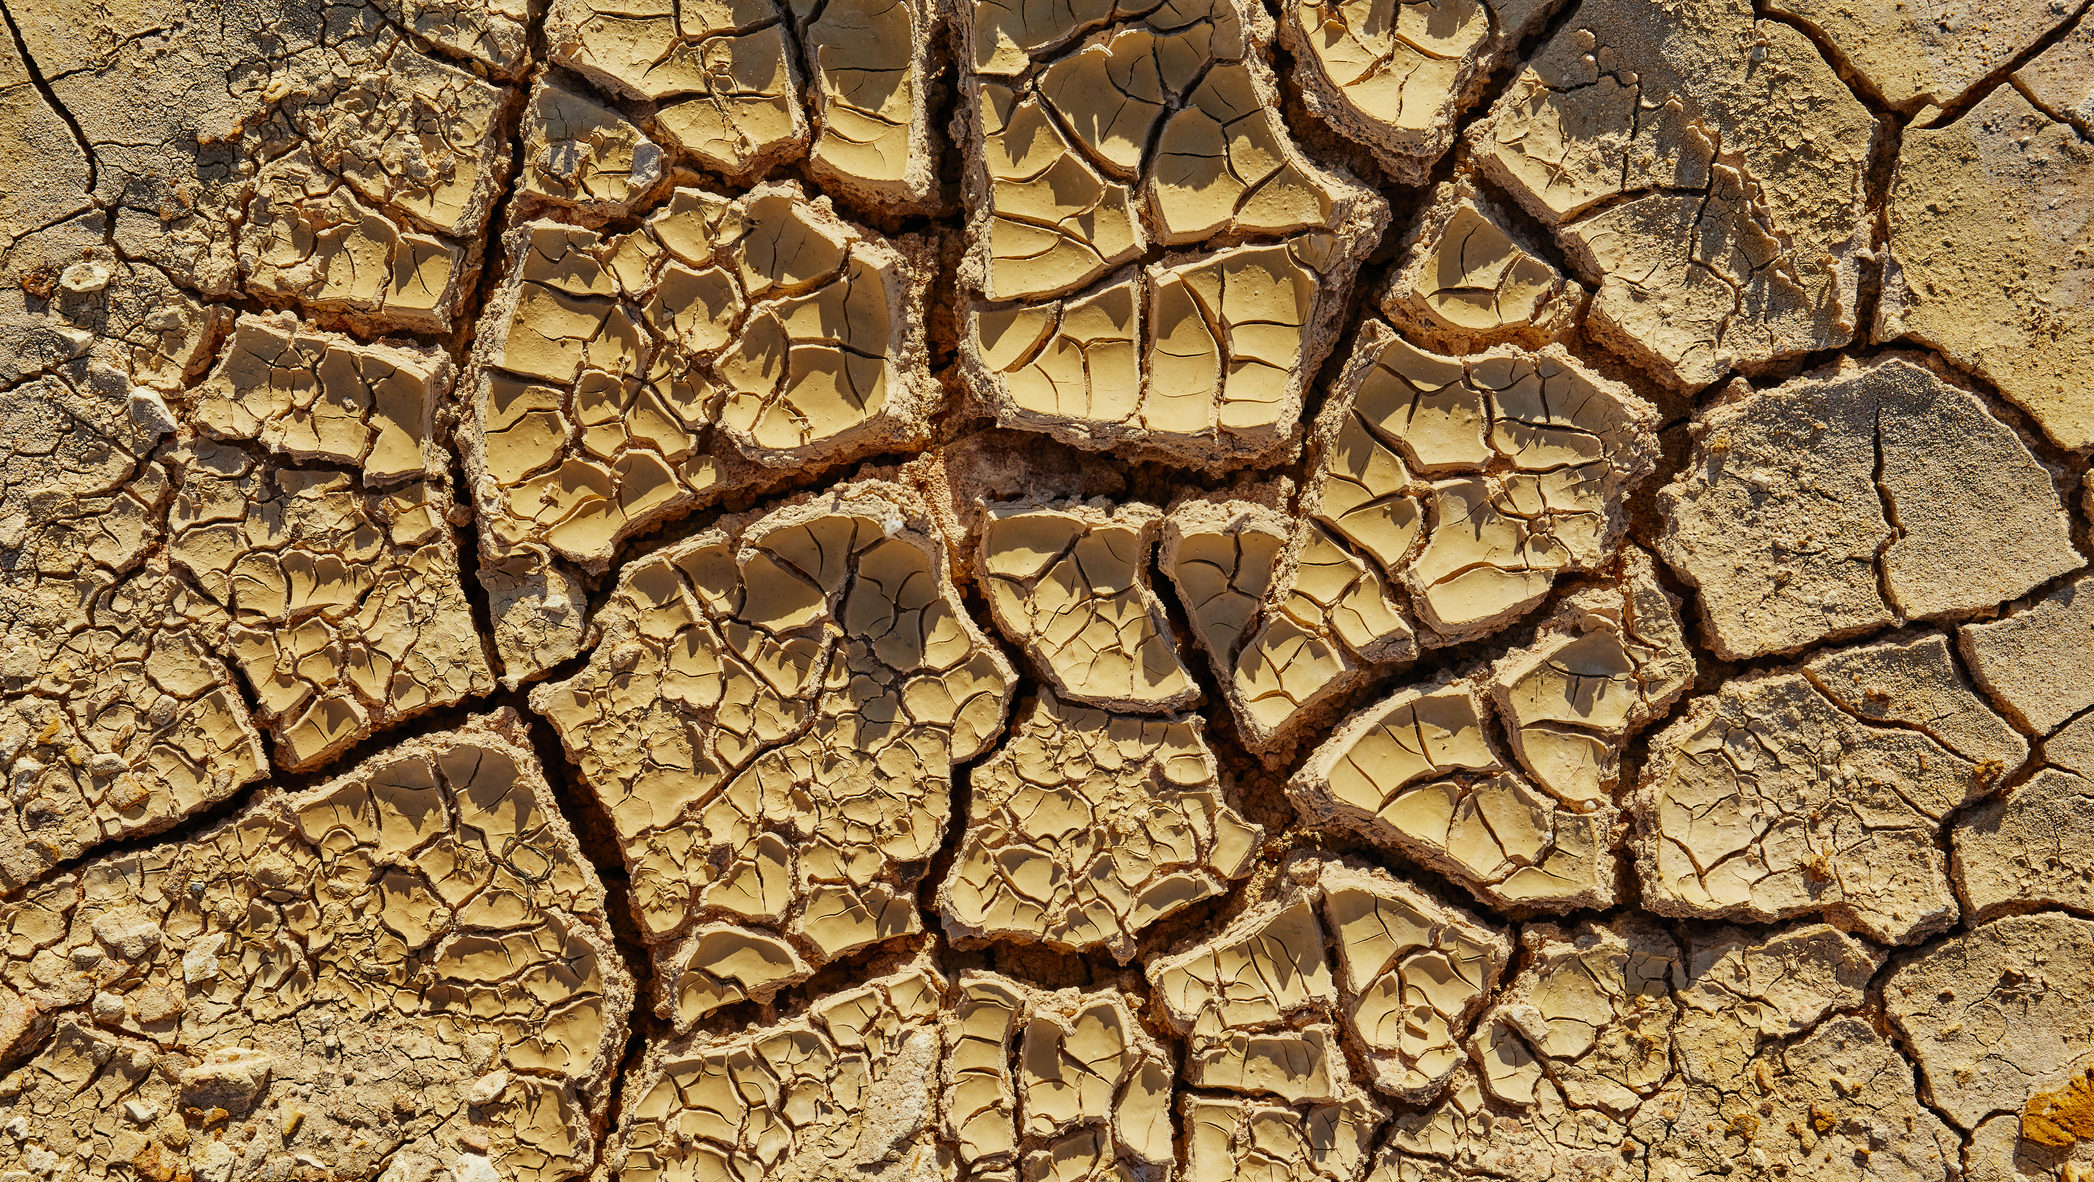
1468;0;1877;389
1635;632;2027;943
1878;79;2094;450
1656;358;2080;661
1886;912;2094;1131
1961;574;2094;736
1954;769;2094;921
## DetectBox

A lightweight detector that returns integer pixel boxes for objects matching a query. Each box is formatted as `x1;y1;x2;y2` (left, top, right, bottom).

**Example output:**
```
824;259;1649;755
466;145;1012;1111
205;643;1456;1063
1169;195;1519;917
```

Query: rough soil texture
1;0;2091;1180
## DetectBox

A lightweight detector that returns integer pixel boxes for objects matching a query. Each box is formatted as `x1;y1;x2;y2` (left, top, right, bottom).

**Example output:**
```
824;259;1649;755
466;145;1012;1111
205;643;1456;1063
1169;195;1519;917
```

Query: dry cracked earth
1;0;2093;1179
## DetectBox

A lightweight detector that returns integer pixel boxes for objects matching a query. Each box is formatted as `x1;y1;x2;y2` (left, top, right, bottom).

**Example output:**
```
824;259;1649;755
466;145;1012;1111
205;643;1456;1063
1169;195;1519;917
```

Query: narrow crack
6;0;2094;1178
0;0;98;196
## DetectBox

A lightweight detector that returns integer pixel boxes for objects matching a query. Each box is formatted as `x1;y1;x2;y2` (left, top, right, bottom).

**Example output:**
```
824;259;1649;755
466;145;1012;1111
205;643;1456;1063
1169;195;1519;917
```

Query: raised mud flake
1307;326;1657;647
1886;912;2094;1133
1954;768;2094;922
607;968;1172;1182
1317;859;1512;1102
1160;497;1376;754
800;0;940;213
0;714;632;1182
1288;556;1701;917
1181;1088;1387;1182
967;239;1367;466
382;0;534;76
1655;358;2081;661
165;433;493;773
1377;181;1585;353
1150;852;1511;1107
1765;0;2085;111
976;501;1197;712
547;0;808;181
940;974;1176;1178
1487;550;1696;809
1292;679;1621;911
938;690;1260;960
1961;573;2094;737
610;964;950;1182
1468;0;1876;390
953;0;1389;466
548;0;938;209
518;79;669;219
531;480;1016;1026
188;312;446;485
1373;920;1678;1180
464;183;939;582
1169;328;1660;761
1468;919;1681;1117
238;148;479;336
1278;0;1563;184
1878;79;2094;451
1634;632;2029;944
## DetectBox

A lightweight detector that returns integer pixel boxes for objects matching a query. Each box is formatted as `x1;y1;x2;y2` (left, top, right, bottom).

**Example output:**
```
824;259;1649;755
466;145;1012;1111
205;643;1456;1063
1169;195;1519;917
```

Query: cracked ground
0;0;2092;1178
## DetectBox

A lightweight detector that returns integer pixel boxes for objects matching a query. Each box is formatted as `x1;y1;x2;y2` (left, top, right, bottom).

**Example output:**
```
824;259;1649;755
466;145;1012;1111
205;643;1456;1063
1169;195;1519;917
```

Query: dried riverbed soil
2;0;2093;1179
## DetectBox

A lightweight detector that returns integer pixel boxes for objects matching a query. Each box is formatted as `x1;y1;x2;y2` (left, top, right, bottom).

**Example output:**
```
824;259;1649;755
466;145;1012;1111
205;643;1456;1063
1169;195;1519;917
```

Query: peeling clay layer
3;0;2094;1180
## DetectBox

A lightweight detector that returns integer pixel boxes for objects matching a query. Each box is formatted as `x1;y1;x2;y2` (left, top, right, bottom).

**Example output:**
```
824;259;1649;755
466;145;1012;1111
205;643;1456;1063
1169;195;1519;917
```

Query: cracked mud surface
2;0;2092;1179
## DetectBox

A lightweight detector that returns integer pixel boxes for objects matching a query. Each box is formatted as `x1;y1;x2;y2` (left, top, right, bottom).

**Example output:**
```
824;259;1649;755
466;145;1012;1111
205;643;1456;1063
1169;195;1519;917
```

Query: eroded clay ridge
2;0;2093;1178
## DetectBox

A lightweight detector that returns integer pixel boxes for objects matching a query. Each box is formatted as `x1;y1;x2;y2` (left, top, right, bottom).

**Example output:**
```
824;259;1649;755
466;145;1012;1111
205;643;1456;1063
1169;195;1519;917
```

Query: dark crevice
1913;0;2094;128
9;0;2094;1175
508;703;657;1153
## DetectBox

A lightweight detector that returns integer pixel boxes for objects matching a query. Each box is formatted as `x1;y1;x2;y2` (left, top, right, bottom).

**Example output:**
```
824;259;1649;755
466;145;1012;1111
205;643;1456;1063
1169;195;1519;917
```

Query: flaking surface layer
3;0;2091;1179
